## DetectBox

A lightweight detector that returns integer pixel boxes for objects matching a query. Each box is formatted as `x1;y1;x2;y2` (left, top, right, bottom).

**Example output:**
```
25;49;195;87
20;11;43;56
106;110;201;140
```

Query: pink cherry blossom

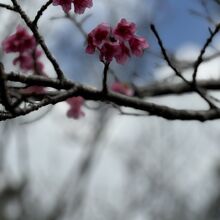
73;0;93;14
86;23;111;54
2;26;36;53
113;18;136;41
66;96;85;119
129;36;149;56
100;41;120;63
111;82;134;96
52;0;72;13
114;42;130;64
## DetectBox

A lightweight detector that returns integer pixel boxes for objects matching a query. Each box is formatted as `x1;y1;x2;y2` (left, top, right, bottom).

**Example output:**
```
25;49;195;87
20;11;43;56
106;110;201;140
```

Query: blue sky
158;0;211;50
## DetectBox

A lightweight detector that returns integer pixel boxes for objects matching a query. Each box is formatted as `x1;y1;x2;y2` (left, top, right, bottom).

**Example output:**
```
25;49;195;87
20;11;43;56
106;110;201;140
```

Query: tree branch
2;72;220;122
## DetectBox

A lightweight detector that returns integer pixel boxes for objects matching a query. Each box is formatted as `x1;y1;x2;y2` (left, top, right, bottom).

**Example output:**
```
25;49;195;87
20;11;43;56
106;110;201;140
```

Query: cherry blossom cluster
2;26;44;74
52;0;93;14
86;18;149;64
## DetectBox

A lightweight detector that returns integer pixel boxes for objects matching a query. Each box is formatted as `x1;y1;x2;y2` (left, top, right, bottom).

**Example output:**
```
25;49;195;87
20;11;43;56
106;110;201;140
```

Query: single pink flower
88;23;110;46
100;41;120;63
129;36;149;56
114;42;130;64
2;26;36;53
52;0;72;13
113;18;136;41
73;0;93;14
111;82;133;96
66;96;85;119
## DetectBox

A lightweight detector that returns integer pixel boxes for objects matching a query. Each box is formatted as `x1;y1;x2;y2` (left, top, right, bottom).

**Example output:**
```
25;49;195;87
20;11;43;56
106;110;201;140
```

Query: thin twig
65;13;88;38
33;0;52;26
0;3;15;11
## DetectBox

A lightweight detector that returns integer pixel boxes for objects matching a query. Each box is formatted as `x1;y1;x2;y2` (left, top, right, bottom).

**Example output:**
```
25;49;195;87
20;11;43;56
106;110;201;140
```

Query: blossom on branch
66;96;85;119
111;82;134;96
52;0;93;14
86;18;149;64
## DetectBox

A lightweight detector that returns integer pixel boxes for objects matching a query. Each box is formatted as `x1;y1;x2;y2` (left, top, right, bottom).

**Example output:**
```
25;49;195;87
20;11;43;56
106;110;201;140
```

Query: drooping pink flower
13;54;44;72
13;54;33;70
2;26;36;53
66;96;85;119
52;0;72;13
113;18;136;41
73;0;93;14
111;82;134;96
2;26;45;74
129;36;149;56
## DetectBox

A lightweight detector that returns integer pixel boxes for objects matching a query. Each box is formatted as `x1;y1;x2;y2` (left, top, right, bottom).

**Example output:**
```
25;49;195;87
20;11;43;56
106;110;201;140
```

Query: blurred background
0;0;220;219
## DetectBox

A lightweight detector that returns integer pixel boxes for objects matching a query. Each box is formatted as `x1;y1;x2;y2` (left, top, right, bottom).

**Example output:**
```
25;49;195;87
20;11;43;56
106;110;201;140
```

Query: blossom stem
102;62;110;94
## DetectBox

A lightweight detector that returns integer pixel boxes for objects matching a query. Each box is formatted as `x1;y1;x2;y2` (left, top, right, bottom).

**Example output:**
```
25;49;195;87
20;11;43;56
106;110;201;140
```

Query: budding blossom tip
86;18;149;64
